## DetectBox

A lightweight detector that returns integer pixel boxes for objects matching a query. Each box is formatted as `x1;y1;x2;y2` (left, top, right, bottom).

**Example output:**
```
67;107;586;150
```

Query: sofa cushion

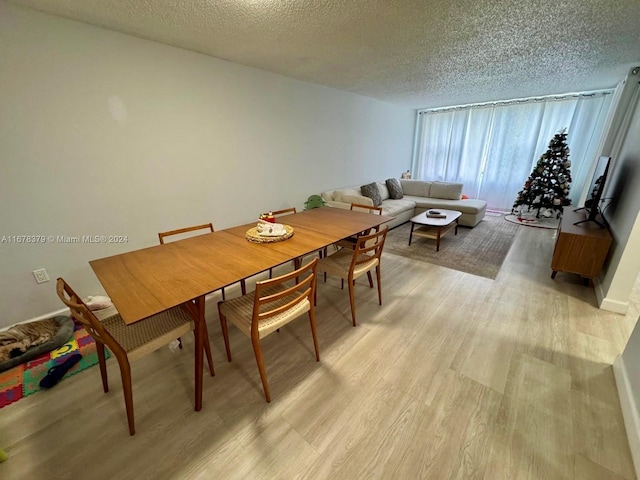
321;191;334;202
405;196;485;214
339;194;373;207
360;182;382;207
386;178;404;199
333;188;362;201
381;199;416;217
376;182;390;201
400;180;431;197
430;182;463;200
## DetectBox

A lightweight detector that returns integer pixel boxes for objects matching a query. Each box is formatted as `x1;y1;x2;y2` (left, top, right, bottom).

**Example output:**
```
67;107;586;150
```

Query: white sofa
320;179;487;228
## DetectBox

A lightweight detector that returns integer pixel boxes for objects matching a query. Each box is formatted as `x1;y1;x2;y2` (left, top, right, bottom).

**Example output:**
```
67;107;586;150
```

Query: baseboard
613;355;640;479
599;297;629;314
11;292;224;328
594;277;629;314
0;306;69;332
5;306;70;328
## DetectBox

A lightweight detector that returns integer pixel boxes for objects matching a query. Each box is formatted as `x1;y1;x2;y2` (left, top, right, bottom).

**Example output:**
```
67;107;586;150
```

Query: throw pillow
430;182;463;200
360;182;382;207
385;178;404;199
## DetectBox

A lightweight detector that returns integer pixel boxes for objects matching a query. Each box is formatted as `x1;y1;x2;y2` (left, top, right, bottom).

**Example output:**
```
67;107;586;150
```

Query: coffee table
409;209;462;251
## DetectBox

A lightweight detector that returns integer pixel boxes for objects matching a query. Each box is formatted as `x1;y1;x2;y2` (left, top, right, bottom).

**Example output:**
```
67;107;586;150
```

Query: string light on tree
512;129;572;220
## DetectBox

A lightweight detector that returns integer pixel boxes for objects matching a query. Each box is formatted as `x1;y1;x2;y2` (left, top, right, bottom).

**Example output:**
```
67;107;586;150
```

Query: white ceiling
9;0;640;109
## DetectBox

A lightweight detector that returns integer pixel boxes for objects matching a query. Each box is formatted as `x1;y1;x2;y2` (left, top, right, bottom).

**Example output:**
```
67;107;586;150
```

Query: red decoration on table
259;212;276;223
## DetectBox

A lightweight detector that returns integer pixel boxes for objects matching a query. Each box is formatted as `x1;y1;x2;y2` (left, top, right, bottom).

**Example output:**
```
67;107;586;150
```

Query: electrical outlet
32;268;49;284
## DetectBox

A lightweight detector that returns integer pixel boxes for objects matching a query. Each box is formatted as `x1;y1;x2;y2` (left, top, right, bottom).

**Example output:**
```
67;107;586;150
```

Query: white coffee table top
411;209;462;227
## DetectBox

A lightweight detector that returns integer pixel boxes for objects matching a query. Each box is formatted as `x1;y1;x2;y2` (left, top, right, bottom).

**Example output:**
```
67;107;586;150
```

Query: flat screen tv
574;155;610;228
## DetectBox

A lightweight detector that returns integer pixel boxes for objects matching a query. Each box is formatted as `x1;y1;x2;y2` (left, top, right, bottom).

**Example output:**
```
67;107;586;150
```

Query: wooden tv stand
551;207;612;280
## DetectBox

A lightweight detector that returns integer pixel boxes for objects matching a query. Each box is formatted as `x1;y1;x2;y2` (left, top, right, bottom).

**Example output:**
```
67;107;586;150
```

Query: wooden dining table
89;207;393;411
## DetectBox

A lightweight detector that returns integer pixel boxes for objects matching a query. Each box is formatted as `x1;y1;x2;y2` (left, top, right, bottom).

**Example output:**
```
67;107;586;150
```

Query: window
413;91;613;211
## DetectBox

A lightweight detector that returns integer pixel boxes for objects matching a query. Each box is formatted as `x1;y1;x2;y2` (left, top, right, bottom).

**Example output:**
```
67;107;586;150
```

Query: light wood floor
1;223;638;479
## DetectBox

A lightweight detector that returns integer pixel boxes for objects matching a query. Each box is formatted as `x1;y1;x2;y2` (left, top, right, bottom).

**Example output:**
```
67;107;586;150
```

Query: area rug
384;214;519;279
505;214;560;229
0;324;108;408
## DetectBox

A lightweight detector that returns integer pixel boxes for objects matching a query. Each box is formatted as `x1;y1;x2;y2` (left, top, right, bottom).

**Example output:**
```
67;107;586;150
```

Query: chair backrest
56;278;117;348
158;223;214;245
252;258;317;336
350;203;383;215
351;225;388;272
271;207;297;217
350;203;384;237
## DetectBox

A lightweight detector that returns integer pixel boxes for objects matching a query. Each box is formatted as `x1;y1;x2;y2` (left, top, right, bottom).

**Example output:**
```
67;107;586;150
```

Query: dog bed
0;316;75;373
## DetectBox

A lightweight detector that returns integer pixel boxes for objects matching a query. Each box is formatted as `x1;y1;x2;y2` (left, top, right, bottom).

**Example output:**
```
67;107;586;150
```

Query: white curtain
413;92;613;211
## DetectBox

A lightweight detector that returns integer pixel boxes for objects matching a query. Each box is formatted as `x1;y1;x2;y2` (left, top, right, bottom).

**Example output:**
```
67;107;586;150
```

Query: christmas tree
512;129;572;219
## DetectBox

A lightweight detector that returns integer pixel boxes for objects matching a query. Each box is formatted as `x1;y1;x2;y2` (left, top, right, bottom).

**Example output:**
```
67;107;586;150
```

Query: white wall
598;75;640;312
606;72;640;478
588;73;640;473
0;2;415;327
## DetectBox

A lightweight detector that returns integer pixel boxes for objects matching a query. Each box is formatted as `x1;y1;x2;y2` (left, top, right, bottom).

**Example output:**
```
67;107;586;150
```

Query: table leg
194;295;205;411
551;271;557;279
409;222;415;246
436;228;441;252
455;219;459;235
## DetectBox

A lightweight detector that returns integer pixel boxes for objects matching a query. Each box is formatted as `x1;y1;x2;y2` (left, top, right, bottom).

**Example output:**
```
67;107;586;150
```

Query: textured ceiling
9;0;640;108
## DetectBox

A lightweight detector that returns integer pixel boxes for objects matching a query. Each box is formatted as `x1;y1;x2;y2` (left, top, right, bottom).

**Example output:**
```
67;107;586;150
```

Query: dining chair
217;258;319;402
158;223;247;299
159;223;245;350
316;225;388;327
268;208;298;278
273;207;327;277
331;202;384;255
271;207;297;217
56;278;215;436
350;203;384;215
268;207;325;276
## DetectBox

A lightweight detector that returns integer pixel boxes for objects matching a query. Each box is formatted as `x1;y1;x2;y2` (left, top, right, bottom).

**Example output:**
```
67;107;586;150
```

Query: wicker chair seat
318;250;379;279
101;306;193;360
